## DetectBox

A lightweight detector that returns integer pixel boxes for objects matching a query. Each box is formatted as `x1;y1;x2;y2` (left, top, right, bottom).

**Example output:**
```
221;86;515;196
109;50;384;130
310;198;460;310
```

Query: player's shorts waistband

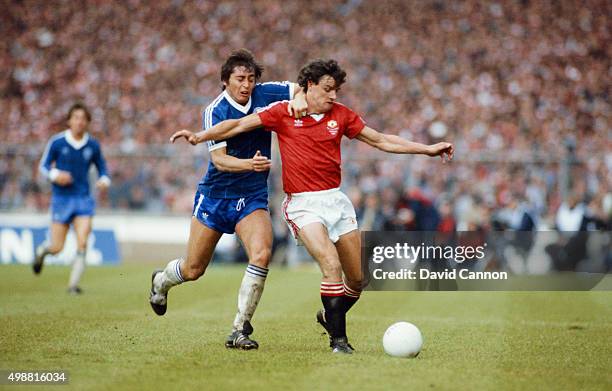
287;187;340;198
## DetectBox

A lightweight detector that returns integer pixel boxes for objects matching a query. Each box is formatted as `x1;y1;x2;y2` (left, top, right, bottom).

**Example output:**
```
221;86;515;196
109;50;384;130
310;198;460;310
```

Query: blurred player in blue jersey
34;103;111;294
150;49;307;349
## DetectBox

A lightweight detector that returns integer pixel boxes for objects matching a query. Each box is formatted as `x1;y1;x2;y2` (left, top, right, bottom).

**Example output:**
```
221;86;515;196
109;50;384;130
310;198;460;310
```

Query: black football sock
320;281;346;339
342;282;362;313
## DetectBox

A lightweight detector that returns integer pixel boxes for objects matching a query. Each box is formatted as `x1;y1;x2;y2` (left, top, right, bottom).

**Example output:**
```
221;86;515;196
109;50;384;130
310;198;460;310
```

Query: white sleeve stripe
38;133;63;178
204;104;219;147
203;93;224;130
206;102;216;129
260;81;290;86
289;82;296;98
38;140;54;174
204;104;213;129
202;93;227;149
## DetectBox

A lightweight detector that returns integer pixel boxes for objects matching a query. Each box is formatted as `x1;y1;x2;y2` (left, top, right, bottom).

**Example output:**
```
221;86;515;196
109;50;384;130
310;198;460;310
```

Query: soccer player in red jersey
171;59;453;354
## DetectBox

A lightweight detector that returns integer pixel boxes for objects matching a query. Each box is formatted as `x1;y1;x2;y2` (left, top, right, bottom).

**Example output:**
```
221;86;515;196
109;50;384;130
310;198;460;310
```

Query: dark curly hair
67;103;91;122
297;59;347;92
220;49;263;89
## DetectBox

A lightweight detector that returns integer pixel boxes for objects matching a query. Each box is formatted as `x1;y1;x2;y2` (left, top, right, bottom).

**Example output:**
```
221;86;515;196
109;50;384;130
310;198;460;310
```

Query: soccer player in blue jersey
34;103;111;294
150;49;307;349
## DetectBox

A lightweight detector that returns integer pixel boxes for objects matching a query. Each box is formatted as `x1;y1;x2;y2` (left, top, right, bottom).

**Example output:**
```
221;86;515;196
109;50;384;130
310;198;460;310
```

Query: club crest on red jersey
326;120;339;136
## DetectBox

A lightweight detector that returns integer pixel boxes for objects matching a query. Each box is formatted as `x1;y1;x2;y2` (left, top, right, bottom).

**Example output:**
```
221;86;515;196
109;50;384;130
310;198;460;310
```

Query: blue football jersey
198;81;293;198
39;130;110;197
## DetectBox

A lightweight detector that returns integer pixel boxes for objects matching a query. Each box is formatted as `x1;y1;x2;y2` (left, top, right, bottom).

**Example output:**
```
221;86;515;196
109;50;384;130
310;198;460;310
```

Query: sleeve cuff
208;141;227;152
49;168;60;182
98;176;111;186
289;82;296;99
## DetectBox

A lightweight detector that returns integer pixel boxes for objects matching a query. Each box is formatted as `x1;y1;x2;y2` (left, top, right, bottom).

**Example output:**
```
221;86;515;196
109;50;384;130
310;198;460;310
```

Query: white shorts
281;188;358;244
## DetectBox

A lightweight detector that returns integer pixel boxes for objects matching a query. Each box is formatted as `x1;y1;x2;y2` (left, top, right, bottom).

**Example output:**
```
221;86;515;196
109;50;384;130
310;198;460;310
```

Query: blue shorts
51;195;95;224
192;190;268;234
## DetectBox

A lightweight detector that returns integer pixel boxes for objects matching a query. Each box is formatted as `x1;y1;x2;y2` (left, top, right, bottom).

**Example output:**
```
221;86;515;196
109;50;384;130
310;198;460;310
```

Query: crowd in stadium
1;0;610;234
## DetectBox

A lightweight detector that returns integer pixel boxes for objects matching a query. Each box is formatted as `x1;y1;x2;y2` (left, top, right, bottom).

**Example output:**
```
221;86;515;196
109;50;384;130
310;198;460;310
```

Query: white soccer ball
383;321;423;358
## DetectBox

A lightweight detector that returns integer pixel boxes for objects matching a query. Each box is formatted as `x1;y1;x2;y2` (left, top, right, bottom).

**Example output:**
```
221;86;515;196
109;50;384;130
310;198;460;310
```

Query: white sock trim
232;267;267;331
155;258;185;294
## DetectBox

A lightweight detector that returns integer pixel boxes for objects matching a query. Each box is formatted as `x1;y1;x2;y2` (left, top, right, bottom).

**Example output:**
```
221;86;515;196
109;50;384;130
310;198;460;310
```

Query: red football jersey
258;101;365;193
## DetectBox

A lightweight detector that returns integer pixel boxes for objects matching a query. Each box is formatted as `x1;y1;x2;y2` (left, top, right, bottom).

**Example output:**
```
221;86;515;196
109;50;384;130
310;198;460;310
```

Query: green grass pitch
1;263;611;390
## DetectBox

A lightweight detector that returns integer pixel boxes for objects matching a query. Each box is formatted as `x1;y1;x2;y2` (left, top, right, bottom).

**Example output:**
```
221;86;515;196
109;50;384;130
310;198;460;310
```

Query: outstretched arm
356;126;454;161
170;113;263;145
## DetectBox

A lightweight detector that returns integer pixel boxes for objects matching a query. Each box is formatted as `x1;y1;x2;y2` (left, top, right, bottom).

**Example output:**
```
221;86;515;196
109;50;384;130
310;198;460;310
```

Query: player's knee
345;278;364;292
47;243;64;254
182;262;206;281
249;248;272;268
